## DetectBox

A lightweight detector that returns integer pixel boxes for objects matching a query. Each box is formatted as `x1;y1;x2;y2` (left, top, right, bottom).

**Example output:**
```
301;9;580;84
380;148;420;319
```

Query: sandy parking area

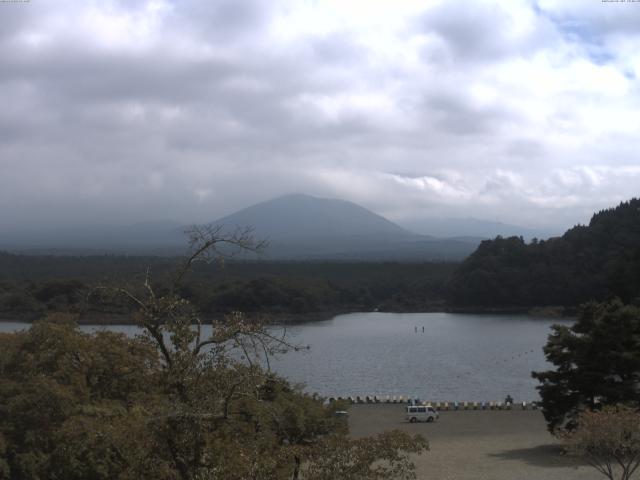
348;404;601;480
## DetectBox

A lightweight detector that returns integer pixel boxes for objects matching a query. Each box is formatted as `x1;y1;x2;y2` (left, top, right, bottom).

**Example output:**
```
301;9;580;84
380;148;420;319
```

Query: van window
408;407;417;413
418;407;426;413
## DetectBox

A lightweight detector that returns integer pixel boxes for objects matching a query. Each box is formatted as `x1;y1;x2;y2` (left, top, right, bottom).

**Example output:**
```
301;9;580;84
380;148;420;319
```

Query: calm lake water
0;312;570;402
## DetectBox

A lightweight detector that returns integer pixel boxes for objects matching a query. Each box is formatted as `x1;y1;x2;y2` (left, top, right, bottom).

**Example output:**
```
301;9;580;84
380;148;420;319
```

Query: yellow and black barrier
328;396;541;410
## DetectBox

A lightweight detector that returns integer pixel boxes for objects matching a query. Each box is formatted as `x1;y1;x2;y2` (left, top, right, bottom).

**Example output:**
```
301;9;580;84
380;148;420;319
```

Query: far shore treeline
1;198;639;323
0;258;455;323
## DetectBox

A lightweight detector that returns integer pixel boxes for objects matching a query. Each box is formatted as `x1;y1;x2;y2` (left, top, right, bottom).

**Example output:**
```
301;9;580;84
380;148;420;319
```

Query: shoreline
445;305;574;317
0;311;342;326
0;305;574;326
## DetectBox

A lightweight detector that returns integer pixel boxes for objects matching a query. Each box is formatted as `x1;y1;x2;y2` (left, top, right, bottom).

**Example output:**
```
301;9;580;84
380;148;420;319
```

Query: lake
0;312;569;402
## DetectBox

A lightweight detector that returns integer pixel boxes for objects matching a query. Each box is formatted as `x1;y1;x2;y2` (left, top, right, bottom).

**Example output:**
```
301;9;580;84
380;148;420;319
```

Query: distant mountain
0;194;484;260
213;194;477;260
449;198;640;307
214;194;415;241
399;217;556;240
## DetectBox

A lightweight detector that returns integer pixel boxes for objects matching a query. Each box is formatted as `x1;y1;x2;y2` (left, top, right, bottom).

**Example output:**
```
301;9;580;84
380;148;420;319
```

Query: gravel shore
348;404;601;480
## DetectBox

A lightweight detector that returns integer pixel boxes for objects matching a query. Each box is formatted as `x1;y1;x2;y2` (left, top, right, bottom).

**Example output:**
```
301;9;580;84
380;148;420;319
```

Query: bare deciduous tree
562;405;640;480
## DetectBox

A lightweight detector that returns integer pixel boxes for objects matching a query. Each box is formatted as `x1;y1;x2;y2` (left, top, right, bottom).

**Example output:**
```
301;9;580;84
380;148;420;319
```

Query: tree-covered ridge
449;198;640;307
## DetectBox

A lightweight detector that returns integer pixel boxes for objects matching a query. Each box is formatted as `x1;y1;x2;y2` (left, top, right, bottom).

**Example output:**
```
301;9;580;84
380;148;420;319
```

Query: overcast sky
1;0;640;232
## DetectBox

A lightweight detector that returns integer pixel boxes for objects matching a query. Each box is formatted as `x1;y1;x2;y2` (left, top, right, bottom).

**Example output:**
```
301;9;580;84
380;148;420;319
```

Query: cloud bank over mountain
1;0;639;232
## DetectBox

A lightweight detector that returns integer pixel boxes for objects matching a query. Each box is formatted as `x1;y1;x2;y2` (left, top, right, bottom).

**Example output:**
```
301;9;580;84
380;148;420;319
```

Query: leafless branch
173;224;267;290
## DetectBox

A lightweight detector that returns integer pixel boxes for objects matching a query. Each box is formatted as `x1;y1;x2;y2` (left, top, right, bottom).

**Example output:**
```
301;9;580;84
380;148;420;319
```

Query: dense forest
449;198;640;308
0;256;455;322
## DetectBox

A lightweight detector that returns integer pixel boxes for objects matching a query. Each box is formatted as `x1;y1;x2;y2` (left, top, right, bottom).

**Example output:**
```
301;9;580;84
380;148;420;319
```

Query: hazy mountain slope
0;221;186;254
212;194;473;259
214;194;417;241
399;217;556;240
1;194;482;260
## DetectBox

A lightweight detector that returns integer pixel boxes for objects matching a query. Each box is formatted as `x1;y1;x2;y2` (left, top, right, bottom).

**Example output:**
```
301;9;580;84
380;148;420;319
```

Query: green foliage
532;300;640;433
450;198;640;307
0;313;348;479
0;314;163;479
0;228;429;479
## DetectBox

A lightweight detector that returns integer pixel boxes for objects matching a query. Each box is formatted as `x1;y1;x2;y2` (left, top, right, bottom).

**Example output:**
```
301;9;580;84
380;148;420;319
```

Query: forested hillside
0;256;455;322
449;198;640;307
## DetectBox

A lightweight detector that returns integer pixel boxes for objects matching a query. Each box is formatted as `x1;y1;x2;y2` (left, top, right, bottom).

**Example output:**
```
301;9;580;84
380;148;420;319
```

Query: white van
406;405;439;423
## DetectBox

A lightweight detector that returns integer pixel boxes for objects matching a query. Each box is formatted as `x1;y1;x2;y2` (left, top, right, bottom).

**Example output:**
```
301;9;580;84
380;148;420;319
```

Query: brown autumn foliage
562;405;640;480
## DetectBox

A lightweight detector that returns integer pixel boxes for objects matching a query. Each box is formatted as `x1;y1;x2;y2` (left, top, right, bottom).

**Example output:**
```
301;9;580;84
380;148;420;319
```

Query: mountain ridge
398;216;556;240
1;194;484;260
212;193;478;260
213;193;419;241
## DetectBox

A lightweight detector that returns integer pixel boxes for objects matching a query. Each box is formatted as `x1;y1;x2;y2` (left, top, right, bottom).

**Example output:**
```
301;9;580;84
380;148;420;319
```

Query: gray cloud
416;1;558;64
0;0;639;235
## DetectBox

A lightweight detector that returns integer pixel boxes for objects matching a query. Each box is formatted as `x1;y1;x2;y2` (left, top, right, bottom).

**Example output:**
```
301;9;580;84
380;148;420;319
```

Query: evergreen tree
532;300;640;433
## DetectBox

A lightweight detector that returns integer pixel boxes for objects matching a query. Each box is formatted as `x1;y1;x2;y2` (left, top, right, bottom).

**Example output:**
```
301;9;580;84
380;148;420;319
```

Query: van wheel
409;417;417;423
427;417;434;423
